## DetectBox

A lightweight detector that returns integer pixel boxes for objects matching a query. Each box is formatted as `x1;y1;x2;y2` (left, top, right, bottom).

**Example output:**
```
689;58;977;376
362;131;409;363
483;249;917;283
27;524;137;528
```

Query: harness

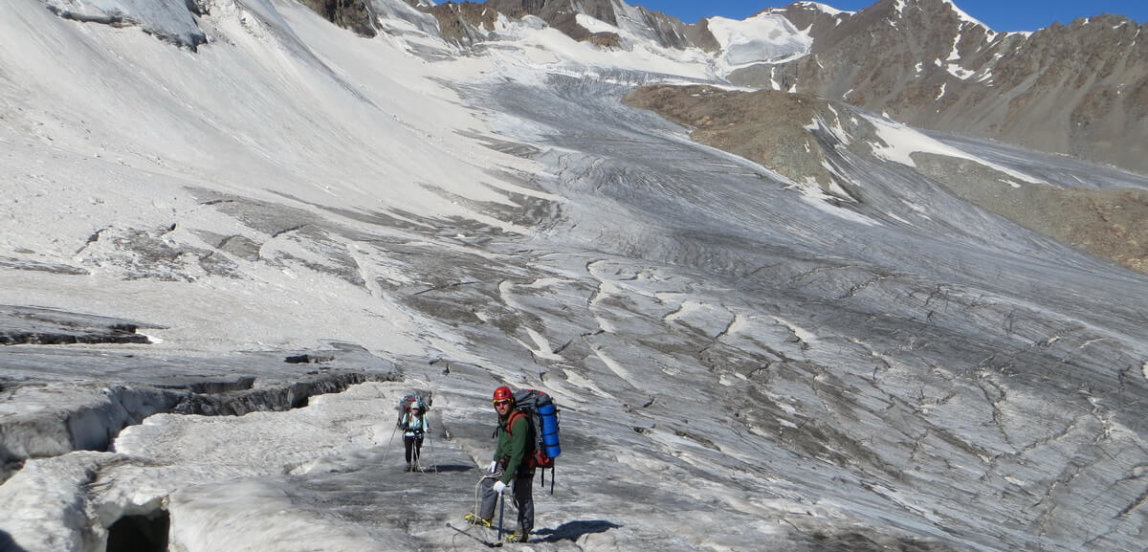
403;413;427;438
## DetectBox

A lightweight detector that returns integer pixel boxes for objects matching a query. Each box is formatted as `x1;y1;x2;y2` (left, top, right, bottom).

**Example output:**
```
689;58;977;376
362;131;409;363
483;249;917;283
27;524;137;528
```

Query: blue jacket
400;412;429;438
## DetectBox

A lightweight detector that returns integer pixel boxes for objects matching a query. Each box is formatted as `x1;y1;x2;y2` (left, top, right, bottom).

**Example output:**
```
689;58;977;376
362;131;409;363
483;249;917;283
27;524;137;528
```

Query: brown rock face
297;0;377;37
422;2;501;45
483;0;708;49
622;85;860;200
914;155;1148;275
486;0;619;26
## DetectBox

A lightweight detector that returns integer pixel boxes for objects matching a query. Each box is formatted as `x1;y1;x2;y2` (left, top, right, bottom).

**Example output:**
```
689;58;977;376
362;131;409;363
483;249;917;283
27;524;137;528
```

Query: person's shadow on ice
532;520;623;543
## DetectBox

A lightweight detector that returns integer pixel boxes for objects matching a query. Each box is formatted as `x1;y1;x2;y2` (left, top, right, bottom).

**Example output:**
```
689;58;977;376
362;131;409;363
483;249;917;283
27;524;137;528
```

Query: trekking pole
380;422;399;464
423;433;438;474
416;434;429;472
497;490;505;542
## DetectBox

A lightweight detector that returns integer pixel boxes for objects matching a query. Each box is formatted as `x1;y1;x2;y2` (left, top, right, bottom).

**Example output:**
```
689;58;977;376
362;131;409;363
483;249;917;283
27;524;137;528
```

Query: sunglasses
493;399;511;406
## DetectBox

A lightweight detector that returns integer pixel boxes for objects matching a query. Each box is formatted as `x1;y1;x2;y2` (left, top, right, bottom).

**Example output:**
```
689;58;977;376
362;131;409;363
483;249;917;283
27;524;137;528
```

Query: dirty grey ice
2;0;1147;551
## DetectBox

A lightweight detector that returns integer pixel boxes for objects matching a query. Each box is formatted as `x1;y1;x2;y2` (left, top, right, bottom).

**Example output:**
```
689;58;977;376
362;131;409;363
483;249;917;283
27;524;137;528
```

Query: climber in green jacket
465;386;535;543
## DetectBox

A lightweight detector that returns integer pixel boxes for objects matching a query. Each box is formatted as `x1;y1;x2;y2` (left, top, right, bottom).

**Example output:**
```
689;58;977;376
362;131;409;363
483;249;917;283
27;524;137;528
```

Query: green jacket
493;410;531;484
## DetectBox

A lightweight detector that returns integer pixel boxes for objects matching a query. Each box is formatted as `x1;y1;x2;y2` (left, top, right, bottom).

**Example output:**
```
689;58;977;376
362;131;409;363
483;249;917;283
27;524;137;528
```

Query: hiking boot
404;464;412;472
504;532;529;543
463;513;491;527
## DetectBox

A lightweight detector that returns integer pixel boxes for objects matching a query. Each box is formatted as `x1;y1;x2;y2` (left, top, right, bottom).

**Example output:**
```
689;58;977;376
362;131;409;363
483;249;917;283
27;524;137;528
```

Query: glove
487;461;499;474
492;480;508;494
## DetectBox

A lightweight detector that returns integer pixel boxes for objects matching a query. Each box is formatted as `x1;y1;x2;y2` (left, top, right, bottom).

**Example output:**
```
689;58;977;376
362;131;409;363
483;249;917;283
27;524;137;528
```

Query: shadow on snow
417;463;476;473
534;520;623;543
0;530;29;552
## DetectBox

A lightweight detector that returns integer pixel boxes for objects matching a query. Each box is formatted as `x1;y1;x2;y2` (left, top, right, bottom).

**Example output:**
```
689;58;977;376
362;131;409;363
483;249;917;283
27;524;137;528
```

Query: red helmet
492;386;513;402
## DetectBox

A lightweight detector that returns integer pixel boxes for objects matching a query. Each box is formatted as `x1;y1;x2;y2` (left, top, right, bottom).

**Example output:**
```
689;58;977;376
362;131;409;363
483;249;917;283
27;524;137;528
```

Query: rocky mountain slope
391;0;1148;272
736;0;1148;176
624;84;1148;275
360;0;1147;176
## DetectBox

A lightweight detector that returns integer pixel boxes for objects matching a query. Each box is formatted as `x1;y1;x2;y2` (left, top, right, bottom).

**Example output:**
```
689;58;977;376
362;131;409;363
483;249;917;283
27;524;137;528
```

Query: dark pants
403;436;423;465
478;471;534;537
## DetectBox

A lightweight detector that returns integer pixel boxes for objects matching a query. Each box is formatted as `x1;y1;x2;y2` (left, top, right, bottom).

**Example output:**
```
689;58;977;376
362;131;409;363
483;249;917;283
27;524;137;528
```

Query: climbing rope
472;473;498;520
418;431;438;473
449;474;502;548
380;420;399;464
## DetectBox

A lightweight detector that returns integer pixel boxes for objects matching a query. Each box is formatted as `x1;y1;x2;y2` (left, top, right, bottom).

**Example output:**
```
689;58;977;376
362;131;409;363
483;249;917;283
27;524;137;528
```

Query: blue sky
637;0;1148;32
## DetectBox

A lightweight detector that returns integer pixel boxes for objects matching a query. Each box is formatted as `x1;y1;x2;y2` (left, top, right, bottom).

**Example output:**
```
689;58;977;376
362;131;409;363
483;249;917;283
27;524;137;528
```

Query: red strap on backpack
505;411;550;469
505;411;529;435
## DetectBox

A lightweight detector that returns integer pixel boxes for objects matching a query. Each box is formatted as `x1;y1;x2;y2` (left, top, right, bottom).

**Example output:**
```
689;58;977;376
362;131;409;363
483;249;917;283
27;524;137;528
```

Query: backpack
507;388;561;493
397;392;431;425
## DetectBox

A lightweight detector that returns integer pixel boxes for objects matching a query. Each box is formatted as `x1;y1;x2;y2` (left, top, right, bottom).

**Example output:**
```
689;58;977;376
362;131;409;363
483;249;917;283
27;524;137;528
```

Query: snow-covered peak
939;0;991;29
706;12;813;70
887;0;994;32
791;1;855;18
